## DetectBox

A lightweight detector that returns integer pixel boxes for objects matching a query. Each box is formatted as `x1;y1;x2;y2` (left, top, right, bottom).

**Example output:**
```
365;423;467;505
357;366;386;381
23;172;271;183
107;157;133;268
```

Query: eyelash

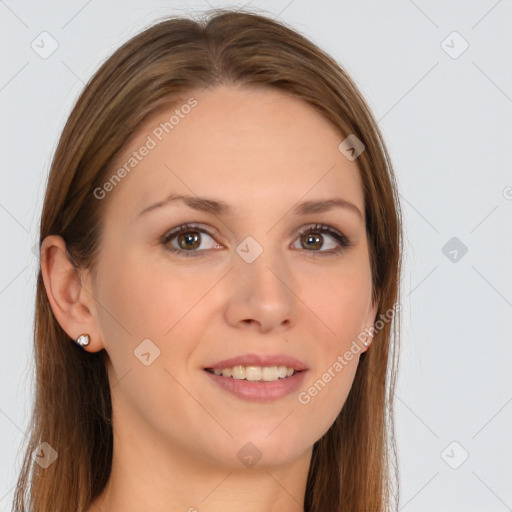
160;223;353;258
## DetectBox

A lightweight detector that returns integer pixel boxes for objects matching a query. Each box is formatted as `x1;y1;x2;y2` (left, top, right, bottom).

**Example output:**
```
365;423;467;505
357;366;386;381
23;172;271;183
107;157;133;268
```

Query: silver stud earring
75;333;91;348
363;334;373;348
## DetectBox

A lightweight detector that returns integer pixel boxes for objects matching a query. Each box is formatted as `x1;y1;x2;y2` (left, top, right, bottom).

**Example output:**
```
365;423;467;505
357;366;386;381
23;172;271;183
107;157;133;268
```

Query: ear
40;235;104;352
360;292;380;353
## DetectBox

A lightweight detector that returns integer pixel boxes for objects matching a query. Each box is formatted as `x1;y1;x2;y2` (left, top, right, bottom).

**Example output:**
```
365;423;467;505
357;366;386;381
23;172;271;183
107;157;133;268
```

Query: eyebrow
137;193;364;220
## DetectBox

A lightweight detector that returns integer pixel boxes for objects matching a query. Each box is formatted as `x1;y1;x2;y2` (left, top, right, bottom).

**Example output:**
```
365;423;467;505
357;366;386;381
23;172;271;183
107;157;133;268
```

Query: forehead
102;85;364;220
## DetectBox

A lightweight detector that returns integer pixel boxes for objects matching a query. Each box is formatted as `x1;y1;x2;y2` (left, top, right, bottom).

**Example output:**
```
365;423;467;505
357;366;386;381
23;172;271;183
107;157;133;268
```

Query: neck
88;405;312;512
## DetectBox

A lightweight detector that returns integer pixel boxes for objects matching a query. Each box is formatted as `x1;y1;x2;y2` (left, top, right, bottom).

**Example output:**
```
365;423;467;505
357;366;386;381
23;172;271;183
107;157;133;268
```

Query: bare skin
41;84;377;512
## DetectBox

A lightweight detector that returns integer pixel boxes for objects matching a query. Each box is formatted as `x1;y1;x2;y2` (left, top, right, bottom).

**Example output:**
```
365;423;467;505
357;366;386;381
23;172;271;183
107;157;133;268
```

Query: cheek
303;260;372;340
293;255;371;432
96;250;197;336
298;356;359;439
95;251;216;380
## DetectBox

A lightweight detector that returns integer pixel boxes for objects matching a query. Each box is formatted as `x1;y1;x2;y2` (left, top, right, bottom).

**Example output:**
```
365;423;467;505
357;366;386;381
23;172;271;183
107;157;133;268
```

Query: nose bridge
235;234;289;293
227;234;296;330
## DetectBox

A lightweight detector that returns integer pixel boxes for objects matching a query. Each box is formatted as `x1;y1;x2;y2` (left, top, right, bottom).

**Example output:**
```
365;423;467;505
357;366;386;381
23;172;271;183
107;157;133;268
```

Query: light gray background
1;0;511;510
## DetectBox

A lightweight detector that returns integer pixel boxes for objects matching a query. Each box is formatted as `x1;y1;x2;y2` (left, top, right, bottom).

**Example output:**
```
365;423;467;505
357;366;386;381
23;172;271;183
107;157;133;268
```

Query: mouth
203;366;308;402
204;365;304;382
202;353;308;401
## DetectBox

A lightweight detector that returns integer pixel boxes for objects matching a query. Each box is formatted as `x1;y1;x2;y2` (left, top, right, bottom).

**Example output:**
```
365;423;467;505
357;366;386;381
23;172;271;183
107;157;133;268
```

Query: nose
223;248;296;333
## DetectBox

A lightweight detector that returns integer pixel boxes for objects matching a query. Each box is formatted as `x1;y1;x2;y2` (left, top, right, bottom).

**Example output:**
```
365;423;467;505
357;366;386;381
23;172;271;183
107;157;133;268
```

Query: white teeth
262;366;279;381
232;365;246;380
209;365;297;381
245;366;262;381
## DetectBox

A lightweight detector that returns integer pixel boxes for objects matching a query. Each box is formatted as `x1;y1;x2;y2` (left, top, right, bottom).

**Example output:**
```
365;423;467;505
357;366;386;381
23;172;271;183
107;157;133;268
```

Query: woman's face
84;85;377;469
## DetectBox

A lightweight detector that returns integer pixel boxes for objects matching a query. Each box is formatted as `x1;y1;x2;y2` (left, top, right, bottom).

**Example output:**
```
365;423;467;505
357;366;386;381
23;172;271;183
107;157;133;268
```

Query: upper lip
205;353;308;371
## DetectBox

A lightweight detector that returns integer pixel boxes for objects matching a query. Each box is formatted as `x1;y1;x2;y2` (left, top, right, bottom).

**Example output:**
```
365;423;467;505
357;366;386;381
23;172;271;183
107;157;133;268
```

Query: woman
13;8;403;512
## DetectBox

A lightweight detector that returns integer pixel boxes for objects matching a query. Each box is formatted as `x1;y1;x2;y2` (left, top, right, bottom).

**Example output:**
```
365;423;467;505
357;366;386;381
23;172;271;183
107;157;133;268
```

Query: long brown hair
13;8;402;511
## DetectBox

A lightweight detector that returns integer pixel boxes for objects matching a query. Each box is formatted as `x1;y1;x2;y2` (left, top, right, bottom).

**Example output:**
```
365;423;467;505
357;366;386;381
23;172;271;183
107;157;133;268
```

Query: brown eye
162;224;219;257
177;230;201;250
292;224;351;254
300;232;323;250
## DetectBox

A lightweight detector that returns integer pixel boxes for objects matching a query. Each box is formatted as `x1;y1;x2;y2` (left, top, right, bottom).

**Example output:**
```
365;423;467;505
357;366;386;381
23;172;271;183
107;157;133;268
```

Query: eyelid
291;223;347;242
161;223;220;243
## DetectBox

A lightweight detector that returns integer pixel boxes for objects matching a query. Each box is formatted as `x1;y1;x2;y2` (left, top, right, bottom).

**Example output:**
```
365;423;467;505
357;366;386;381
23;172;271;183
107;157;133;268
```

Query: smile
204;367;308;402
205;365;298;382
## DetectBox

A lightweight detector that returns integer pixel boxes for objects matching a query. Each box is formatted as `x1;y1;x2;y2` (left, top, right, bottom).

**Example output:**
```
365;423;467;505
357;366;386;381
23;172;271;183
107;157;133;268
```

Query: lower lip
203;369;308;402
